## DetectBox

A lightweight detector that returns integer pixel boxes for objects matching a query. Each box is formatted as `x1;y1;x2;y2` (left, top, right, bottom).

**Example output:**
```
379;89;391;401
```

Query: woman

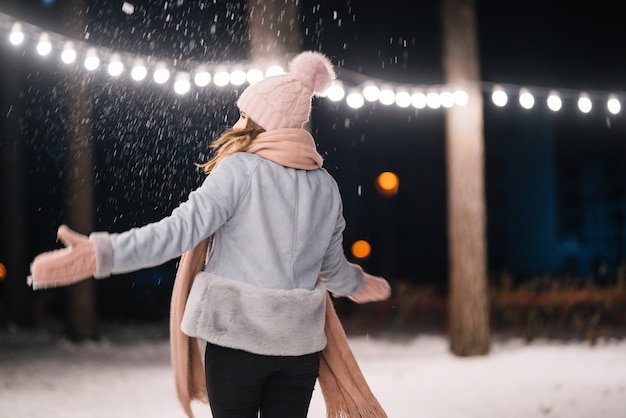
29;50;391;418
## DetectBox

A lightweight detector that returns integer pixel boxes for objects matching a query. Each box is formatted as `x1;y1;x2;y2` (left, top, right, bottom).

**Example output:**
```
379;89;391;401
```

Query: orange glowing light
376;171;399;196
351;240;371;259
0;262;6;280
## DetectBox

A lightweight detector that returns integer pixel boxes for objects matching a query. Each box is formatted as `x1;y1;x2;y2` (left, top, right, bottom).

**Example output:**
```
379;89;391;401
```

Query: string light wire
0;11;622;115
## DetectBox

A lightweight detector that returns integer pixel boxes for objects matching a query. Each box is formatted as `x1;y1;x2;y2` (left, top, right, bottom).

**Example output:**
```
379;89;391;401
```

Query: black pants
204;342;320;418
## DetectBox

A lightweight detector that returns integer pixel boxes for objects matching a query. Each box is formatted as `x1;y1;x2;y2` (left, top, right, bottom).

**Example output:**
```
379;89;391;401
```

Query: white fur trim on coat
181;272;327;356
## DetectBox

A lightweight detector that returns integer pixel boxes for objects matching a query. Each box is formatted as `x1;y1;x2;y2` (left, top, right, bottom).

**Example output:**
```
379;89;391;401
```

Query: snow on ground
1;320;625;418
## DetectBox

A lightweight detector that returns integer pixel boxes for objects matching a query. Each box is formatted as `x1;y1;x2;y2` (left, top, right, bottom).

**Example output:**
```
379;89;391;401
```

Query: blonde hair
197;117;265;173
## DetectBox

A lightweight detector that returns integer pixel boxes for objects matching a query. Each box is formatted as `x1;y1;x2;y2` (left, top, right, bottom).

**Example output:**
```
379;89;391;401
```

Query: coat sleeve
318;200;365;297
93;155;251;276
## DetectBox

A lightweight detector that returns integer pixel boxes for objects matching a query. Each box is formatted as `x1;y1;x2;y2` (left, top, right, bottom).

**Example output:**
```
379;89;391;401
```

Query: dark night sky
1;0;625;319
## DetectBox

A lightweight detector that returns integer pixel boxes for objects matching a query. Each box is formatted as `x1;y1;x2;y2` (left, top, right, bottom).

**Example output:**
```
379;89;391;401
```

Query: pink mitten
349;272;392;303
28;225;96;290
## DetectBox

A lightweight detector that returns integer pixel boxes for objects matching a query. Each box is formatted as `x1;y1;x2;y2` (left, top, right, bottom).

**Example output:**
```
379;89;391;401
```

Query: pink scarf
246;128;323;170
170;128;387;417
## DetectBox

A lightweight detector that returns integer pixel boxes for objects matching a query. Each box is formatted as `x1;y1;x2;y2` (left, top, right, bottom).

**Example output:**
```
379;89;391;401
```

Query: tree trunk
0;1;29;326
246;0;300;62
62;0;98;341
442;0;490;356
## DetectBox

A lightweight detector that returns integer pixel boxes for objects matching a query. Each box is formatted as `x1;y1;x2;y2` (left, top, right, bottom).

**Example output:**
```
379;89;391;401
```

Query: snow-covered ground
1;320;625;418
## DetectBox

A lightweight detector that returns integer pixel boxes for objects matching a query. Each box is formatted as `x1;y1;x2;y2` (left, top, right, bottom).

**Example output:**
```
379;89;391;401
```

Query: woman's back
206;152;350;293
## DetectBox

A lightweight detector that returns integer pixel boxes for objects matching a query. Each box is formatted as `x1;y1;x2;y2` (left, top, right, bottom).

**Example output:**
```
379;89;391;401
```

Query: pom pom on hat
237;51;336;131
288;51;336;95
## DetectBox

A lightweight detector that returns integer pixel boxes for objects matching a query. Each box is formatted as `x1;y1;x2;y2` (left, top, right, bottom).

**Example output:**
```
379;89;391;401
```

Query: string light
173;72;191;95
61;41;77;64
193;66;211;87
213;69;230;86
229;68;247;86
9;22;24;45
153;63;170;84
265;65;284;77
519;88;535;110
245;68;263;85
362;84;380;102
491;86;508;107
453;90;469;106
326;81;345;102
411;91;427;109
607;94;621;115
379;87;395;105
36;32;52;56
346;90;365;109
547;90;562;112
578;93;592;113
83;48;100;71
0;11;623;116
130;59;147;81
395;91;412;108
440;91;455;108
107;54;124;77
426;91;441;109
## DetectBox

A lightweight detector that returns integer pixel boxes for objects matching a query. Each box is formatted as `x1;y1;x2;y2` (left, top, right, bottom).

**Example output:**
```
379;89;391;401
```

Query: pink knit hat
237;51;336;131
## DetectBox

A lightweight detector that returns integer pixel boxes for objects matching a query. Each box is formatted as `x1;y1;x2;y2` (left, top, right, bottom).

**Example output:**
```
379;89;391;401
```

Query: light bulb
246;68;263;85
230;69;246;86
9;23;24;46
36;33;52;56
519;88;535;109
153;64;170;84
395;91;412;108
174;72;191;95
213;70;230;87
362;84;380;102
131;60;147;81
194;68;211;87
379;88;395;106
578;93;592;113
84;48;100;71
426;91;441;109
440;91;455;108
326;82;345;102
61;41;77;64
453;90;469;106
107;54;124;77
411;92;427;109
492;86;508;107
607;95;621;115
346;91;365;109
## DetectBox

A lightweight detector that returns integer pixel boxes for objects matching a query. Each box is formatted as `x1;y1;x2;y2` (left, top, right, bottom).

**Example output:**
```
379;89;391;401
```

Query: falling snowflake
122;2;135;15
